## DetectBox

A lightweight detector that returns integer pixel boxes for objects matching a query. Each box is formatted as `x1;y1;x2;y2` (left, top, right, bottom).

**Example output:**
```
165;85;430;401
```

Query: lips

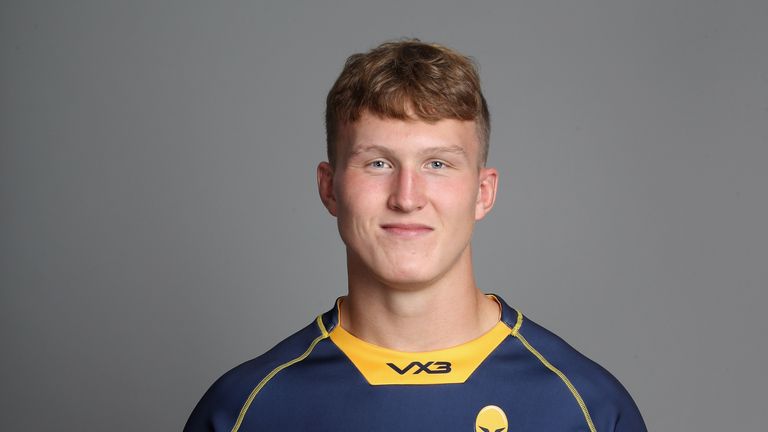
380;223;434;237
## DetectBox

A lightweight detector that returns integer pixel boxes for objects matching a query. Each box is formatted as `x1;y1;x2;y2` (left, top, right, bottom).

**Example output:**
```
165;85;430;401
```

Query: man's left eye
428;161;445;169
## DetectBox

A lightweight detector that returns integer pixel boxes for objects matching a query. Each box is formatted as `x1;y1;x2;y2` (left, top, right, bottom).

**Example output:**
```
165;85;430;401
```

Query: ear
475;167;498;221
317;161;338;216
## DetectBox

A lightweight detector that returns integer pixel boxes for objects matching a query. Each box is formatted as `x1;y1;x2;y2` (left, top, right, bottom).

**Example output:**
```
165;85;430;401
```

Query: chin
373;265;443;289
348;248;449;288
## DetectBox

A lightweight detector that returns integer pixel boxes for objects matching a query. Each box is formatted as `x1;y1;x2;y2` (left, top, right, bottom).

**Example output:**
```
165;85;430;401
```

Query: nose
387;167;427;213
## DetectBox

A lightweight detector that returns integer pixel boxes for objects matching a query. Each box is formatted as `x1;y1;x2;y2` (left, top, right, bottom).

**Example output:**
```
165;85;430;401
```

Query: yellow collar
329;319;512;385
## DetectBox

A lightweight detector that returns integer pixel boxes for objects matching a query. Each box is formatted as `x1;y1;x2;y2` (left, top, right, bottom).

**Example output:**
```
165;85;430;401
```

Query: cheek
336;175;383;220
433;179;479;212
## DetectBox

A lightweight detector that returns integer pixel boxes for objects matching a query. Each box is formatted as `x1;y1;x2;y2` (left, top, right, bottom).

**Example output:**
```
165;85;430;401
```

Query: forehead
337;111;481;162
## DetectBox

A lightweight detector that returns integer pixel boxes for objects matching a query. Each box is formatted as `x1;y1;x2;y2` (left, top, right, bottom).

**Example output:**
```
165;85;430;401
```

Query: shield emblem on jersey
475;405;508;432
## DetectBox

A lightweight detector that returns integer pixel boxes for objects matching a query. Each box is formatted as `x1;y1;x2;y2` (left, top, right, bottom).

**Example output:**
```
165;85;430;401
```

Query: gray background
2;0;767;430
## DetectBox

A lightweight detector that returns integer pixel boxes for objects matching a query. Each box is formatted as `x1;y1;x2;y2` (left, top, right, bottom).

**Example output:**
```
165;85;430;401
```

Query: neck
341;248;500;352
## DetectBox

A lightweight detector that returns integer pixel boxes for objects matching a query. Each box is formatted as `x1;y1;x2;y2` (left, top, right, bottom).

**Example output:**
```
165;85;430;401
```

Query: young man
184;40;646;432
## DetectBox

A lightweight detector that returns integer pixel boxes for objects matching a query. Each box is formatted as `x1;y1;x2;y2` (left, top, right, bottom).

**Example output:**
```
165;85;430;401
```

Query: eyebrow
349;144;468;159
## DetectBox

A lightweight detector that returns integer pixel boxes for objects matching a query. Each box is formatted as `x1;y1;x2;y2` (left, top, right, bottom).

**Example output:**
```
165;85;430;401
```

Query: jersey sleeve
516;317;647;432
183;319;326;432
183;357;272;432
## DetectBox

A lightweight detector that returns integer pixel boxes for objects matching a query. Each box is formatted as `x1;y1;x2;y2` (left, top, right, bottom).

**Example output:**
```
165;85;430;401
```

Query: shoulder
515;315;647;432
183;318;326;432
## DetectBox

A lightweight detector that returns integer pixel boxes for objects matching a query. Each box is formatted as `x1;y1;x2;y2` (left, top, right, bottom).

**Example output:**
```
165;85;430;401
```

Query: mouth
380;223;434;237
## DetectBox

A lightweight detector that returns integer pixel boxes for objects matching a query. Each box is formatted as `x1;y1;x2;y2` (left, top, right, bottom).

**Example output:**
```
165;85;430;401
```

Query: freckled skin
317;111;498;290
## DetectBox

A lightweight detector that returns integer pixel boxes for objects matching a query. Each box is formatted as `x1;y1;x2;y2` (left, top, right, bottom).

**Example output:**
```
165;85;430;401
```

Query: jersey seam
509;309;524;335
514;330;597;432
230;315;329;432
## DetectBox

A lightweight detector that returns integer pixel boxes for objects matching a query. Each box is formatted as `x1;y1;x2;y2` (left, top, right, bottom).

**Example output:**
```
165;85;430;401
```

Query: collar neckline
321;294;522;385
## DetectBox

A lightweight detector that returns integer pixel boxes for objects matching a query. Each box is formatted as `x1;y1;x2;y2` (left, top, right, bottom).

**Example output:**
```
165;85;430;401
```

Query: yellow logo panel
329;321;511;385
475;405;508;432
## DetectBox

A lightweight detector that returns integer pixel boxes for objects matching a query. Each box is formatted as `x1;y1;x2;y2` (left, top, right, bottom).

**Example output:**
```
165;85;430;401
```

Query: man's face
317;111;498;287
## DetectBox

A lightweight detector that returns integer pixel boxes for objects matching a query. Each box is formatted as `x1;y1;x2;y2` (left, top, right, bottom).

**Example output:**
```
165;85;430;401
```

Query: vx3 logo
386;361;452;375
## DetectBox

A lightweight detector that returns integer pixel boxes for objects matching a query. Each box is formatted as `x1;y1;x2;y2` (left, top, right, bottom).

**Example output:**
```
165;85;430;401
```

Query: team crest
475;405;508;432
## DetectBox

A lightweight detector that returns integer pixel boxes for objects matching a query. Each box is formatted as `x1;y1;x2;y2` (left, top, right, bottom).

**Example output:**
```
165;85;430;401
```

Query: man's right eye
370;160;390;169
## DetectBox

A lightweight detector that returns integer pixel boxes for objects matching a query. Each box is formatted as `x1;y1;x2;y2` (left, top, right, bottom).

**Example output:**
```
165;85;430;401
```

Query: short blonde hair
325;39;490;166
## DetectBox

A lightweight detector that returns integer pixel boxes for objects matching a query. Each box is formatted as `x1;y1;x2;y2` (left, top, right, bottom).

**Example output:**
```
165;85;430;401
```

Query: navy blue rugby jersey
184;295;646;432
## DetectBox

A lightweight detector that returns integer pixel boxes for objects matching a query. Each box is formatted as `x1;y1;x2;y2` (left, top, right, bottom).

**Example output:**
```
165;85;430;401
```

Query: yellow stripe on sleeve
230;316;329;432
515;332;597;432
